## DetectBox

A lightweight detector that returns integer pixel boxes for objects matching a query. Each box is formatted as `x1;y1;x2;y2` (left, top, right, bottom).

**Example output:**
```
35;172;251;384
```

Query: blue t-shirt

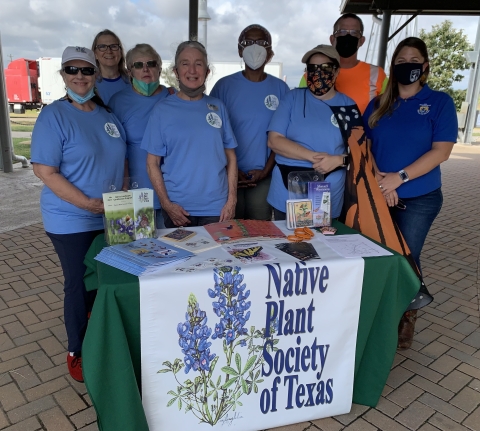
267;89;354;217
109;86;171;209
363;85;457;198
96;76;131;104
141;94;237;216
210;72;290;172
31;99;127;234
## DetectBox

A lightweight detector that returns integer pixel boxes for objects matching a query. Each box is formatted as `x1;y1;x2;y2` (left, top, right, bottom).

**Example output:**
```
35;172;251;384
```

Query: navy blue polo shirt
364;84;457;198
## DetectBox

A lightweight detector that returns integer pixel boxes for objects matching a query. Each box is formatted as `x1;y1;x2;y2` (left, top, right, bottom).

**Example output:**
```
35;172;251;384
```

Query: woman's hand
164;203;191;226
384;190;399;207
85;198;105;214
312;153;343;174
220;198;236;222
377;171;403;195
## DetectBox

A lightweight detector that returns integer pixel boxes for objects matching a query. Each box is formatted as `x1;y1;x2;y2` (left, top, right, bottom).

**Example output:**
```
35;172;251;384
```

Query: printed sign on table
140;258;364;430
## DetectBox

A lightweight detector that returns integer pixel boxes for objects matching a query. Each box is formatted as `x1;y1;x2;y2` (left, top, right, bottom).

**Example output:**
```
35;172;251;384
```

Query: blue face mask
132;78;160;96
66;87;95;104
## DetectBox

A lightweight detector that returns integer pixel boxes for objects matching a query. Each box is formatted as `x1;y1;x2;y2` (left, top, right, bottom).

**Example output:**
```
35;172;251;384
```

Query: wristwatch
341;154;349;168
398;169;409;183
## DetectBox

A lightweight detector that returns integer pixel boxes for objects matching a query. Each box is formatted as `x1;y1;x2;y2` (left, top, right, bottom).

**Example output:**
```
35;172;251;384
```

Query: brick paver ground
0;145;479;431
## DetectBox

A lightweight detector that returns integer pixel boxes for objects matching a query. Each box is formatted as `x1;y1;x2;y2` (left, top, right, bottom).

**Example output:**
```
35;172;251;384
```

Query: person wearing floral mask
142;41;238;228
30;46;127;383
210;24;289;220
364;37;457;349
267;45;354;221
109;44;173;229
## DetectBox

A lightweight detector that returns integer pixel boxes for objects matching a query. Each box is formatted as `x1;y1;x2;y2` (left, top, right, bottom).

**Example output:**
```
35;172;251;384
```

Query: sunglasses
333;29;363;38
63;66;96;76
306;63;337;73
239;39;270;48
95;43;120;52
131;60;159;69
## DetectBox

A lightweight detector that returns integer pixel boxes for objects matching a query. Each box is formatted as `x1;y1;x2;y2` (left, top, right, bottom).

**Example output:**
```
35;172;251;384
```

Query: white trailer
36;57;65;105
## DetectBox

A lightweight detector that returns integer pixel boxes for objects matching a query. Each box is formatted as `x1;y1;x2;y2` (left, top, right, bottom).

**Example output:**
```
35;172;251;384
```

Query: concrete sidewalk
0;145;479;431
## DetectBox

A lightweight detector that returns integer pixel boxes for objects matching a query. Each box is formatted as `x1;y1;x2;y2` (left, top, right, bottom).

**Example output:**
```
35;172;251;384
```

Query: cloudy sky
1;0;479;88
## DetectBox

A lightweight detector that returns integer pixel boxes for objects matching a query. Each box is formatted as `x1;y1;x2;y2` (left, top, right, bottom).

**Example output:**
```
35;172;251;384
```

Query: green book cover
103;191;135;245
130;188;155;240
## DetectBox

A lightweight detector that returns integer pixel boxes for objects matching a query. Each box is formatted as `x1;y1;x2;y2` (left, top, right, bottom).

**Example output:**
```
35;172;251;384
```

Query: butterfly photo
232;246;263;260
225;243;276;265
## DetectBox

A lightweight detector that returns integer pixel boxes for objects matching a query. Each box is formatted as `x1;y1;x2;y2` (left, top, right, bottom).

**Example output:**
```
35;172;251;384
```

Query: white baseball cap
61;46;96;67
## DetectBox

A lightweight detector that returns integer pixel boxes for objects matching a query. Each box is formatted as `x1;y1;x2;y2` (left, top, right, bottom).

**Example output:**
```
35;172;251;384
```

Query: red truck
5;58;40;112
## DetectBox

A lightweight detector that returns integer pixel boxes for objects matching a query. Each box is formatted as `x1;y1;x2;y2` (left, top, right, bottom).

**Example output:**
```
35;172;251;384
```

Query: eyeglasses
333;29;363;38
306;63;337;73
63;66;96;76
239;39;270;48
396;199;406;210
95;44;120;52
131;60;159;69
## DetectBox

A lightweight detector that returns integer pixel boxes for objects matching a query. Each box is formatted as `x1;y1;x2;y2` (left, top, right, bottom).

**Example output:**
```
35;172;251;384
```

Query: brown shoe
397;310;417;350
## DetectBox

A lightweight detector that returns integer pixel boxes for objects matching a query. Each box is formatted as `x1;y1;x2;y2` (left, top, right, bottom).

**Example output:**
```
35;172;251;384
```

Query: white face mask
242;44;267;70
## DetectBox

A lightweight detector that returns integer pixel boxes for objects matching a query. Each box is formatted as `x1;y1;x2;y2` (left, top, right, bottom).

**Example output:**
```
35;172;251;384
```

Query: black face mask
393;62;424;85
335;35;359;58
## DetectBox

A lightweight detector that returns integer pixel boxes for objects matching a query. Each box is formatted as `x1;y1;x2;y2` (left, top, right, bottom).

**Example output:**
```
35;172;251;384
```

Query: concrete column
0;33;13;172
189;0;198;41
376;10;392;69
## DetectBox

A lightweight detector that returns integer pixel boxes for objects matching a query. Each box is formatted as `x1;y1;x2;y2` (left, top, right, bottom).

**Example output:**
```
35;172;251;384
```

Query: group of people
31;13;457;383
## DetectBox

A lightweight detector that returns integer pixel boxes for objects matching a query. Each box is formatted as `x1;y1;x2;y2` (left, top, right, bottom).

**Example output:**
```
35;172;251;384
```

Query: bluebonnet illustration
158;266;279;425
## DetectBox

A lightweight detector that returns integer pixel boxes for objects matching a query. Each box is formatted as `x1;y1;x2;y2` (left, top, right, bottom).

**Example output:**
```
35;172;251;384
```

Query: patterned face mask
306;63;337;96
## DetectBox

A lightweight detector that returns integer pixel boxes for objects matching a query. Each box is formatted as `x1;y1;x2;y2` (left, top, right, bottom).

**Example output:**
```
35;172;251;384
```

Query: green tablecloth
83;222;420;431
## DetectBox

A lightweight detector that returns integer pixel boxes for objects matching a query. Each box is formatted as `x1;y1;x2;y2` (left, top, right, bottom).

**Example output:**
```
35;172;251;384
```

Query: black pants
162;210;220;228
47;230;103;354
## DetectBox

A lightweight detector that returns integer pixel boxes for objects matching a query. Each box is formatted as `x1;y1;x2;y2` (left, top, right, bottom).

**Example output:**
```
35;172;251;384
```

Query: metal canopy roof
340;0;480;16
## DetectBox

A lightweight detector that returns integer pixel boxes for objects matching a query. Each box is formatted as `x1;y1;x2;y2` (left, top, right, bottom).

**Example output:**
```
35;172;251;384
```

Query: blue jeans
47;229;103;354
390;188;443;273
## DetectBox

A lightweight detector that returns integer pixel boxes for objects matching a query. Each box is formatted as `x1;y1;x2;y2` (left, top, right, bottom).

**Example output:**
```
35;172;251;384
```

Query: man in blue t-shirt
210;24;289;220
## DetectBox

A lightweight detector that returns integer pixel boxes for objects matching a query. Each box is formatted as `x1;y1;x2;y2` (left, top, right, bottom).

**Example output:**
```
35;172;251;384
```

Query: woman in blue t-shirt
364;37;457;349
142;41;238;228
267;45;353;220
31;46;127;382
91;29;130;104
110;43;172;229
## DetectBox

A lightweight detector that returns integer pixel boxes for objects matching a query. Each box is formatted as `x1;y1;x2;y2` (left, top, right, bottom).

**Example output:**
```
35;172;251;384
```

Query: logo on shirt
104;122;121;138
417;103;431;115
264;95;279;110
207;103;219;111
410;69;421;83
206;112;222;128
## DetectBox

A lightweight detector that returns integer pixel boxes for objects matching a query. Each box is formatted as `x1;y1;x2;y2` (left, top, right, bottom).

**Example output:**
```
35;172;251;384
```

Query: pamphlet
286;199;314;230
308;182;331;227
103;189;155;245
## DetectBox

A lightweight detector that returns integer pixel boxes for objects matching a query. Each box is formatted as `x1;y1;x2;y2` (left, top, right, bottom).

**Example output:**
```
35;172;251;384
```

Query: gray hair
174;41;209;69
126;44;162;69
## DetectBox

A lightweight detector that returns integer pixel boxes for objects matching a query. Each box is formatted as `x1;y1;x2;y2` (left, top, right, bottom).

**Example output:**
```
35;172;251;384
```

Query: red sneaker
67;354;84;382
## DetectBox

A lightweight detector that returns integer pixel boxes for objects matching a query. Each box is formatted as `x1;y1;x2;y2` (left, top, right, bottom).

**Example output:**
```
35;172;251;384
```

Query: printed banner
140;258;364;430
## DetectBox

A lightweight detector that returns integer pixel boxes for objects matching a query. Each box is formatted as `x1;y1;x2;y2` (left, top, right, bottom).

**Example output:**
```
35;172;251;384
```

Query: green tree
419;20;473;111
161;65;179;91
